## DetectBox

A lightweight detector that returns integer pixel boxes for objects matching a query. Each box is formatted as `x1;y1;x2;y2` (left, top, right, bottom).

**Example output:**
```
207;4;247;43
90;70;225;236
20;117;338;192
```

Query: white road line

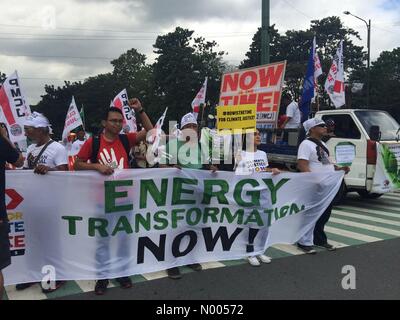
381;194;400;200
5;283;47;300
325;226;381;242
335;206;400;219
75;280;116;293
329;217;400;237
142;270;168;281
345;200;400;212
325;240;348;248
332;210;400;226
200;261;226;270
272;244;304;255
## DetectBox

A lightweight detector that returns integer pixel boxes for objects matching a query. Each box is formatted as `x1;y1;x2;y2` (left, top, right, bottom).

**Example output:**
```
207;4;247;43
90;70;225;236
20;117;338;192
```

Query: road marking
142;271;168;281
200;261;226;270
272;244;304;255
5;283;47;301
324;240;348;248
325;226;381;242
329;217;400;237
344;200;400;212
75;280;117;292
332;210;400;227
335;206;400;219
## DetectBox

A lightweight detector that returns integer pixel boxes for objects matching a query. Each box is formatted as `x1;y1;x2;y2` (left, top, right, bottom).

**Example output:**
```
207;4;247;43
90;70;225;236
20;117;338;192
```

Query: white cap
303;118;326;135
24;112;52;132
180;113;198;129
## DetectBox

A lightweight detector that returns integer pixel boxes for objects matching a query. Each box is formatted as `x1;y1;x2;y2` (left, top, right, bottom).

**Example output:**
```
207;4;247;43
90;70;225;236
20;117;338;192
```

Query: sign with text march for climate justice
4;169;343;285
219;62;286;127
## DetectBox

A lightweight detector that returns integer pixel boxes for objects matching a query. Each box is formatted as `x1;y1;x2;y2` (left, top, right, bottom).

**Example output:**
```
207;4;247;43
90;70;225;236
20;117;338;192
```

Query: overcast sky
0;0;399;104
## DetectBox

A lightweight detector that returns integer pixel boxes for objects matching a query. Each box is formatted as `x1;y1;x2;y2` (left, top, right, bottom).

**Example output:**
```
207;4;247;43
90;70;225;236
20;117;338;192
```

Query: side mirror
369;125;381;141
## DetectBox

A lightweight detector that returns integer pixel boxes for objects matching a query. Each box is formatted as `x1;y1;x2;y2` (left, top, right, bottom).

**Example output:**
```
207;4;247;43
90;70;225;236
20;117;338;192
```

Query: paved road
4;192;400;300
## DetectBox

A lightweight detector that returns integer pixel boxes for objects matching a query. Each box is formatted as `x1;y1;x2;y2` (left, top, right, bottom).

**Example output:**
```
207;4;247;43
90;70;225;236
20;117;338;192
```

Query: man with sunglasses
296;118;350;254
74;98;153;295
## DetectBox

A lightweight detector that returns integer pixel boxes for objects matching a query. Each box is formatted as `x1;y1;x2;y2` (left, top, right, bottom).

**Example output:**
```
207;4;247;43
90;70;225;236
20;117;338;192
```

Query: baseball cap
180;113;198;129
303;118;326;135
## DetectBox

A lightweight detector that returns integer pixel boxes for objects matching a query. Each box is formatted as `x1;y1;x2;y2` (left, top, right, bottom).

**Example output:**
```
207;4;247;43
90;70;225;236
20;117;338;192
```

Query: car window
355;111;400;141
322;114;361;139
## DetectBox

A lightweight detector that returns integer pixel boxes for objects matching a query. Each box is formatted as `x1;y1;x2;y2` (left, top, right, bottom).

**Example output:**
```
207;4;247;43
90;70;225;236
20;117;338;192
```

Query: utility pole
261;0;270;65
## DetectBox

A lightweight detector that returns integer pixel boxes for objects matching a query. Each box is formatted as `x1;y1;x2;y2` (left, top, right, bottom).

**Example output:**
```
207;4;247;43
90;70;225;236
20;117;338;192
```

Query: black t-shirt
0;137;20;219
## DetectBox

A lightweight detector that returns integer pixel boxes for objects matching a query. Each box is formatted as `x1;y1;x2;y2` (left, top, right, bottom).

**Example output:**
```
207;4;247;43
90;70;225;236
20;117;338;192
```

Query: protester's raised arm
129;98;153;132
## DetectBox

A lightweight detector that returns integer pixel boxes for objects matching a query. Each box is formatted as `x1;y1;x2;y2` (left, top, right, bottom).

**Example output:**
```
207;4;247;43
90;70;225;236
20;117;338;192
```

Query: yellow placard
216;105;256;134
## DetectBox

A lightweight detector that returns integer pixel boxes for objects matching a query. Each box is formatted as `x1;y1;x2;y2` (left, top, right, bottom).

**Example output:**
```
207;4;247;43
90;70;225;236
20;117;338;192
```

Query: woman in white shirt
235;129;281;266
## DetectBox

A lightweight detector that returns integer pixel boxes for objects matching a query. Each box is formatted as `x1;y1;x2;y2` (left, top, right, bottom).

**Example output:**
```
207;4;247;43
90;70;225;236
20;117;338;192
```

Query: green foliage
240;16;365;101
153;27;226;124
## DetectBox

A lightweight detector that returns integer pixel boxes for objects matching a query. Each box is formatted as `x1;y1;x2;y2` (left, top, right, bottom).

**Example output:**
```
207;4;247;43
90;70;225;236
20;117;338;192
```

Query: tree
239;17;365;104
34;48;158;139
240;25;282;69
369;47;400;121
153;27;226;125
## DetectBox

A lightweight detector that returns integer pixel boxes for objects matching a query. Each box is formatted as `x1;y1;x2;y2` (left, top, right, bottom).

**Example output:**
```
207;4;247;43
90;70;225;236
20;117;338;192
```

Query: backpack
90;134;132;167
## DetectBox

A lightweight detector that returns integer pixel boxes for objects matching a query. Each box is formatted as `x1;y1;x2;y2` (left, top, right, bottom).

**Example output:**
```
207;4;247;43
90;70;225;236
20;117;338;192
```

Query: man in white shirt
296;118;350;254
70;127;86;156
16;112;68;293
281;94;301;129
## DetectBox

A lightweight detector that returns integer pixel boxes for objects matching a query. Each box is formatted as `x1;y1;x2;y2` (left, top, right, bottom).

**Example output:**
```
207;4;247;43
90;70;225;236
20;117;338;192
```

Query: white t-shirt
297;139;335;173
24;140;68;169
70;139;86;156
235;150;269;175
285;101;301;129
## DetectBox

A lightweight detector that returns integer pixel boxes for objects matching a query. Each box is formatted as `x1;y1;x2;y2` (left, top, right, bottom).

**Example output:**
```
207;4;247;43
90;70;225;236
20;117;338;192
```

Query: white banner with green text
4;169;343;285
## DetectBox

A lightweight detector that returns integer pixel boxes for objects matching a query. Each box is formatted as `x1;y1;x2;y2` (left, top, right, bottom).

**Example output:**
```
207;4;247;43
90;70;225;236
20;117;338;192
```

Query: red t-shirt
77;133;137;169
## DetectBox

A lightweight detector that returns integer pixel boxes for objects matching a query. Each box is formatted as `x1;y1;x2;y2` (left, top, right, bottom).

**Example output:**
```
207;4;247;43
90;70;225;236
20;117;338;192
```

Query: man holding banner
74;98;153;295
16;112;68;292
0;125;23;300
297;118;350;253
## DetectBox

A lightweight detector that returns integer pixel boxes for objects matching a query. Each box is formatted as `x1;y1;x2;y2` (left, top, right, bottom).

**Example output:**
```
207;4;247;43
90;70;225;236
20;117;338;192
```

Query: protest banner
219;62;286;127
0;71;31;143
4;169;343;285
372;143;400;193
216;104;256;134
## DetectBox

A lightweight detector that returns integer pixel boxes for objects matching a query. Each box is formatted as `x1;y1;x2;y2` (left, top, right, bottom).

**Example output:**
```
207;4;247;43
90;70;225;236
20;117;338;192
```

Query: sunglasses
315;124;327;128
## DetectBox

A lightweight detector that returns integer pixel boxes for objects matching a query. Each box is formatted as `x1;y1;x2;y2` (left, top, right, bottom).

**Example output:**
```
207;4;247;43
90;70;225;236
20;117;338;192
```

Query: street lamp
344;11;371;108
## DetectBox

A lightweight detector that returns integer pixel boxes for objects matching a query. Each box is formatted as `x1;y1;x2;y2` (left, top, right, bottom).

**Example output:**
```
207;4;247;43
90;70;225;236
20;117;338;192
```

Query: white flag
313;37;323;80
112;89;137;133
62;96;83;142
325;41;345;108
149;107;168;151
191;77;208;119
0;71;31;143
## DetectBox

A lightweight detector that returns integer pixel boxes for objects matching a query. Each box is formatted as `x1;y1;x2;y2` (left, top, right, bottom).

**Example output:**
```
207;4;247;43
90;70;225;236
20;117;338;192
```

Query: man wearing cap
15;112;68;292
296;118;350;254
160;112;216;279
23;112;68;174
0;125;24;300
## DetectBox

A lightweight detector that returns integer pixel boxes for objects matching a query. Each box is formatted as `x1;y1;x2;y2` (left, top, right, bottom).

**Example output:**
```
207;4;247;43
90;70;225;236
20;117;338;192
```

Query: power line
280;0;315;20
0;53;115;60
21;77;85;81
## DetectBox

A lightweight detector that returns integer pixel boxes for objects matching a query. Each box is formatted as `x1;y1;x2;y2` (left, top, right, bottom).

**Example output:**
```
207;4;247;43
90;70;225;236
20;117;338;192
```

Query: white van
314;109;400;200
